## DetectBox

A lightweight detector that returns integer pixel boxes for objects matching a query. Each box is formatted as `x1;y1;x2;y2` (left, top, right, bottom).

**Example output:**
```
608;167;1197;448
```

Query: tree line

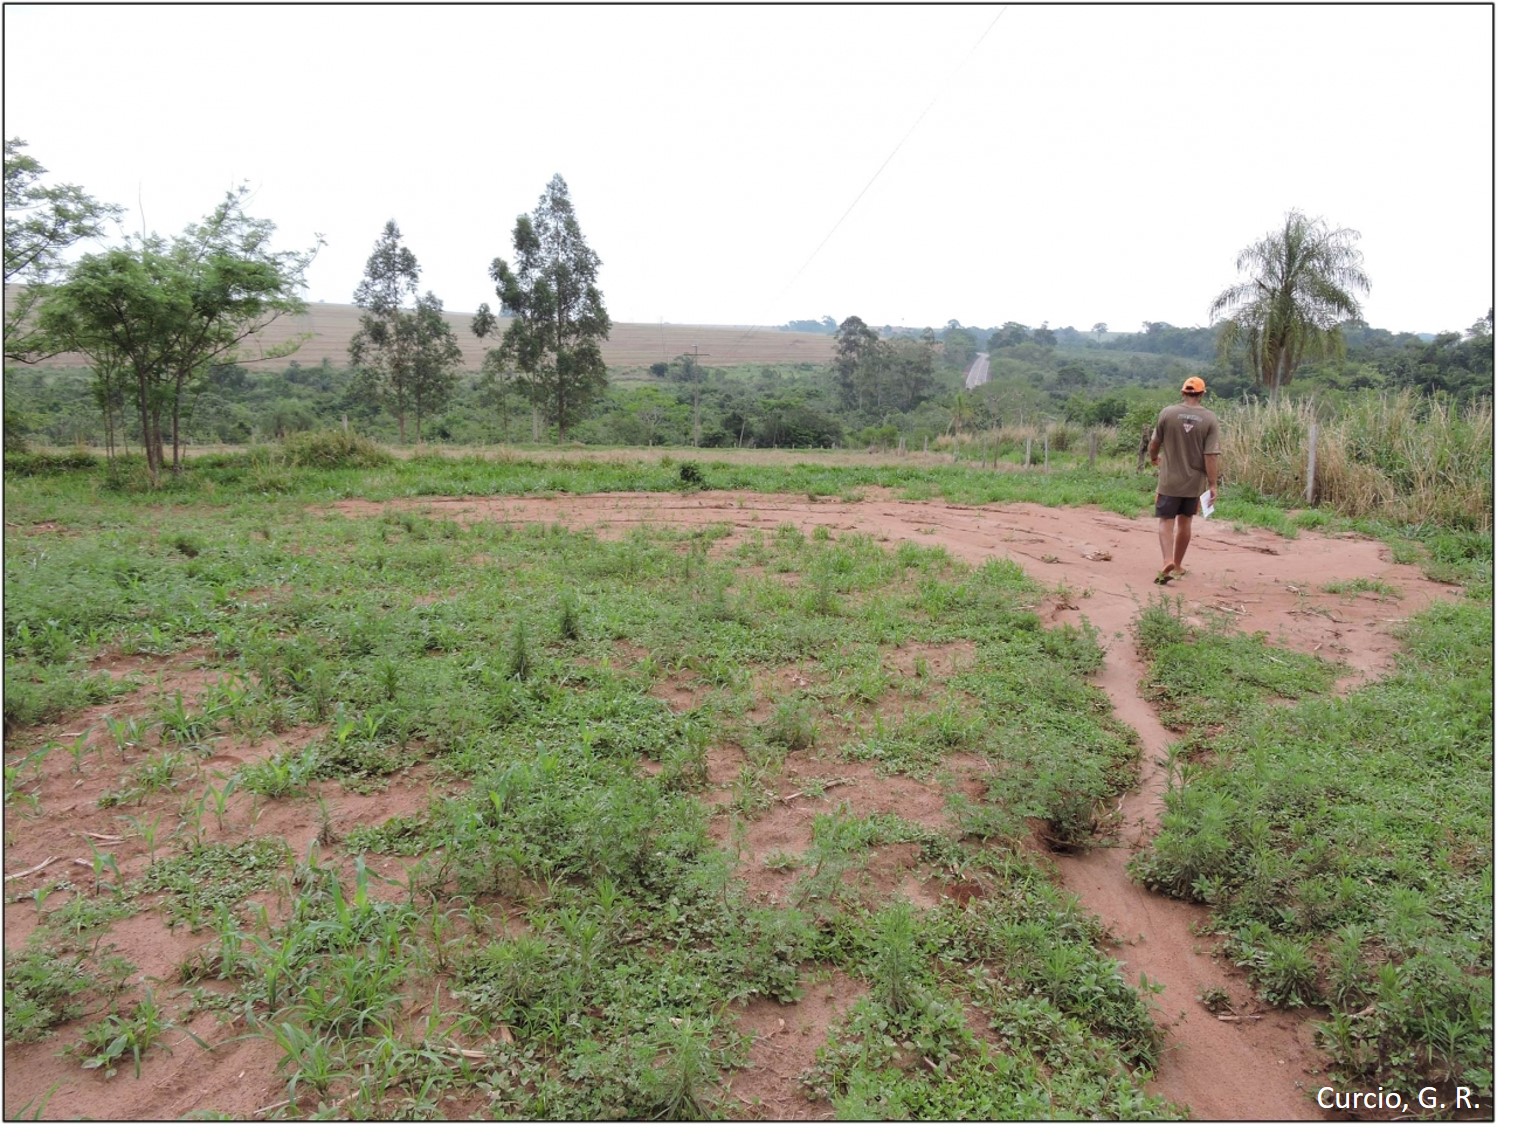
5;139;1489;467
5;141;613;475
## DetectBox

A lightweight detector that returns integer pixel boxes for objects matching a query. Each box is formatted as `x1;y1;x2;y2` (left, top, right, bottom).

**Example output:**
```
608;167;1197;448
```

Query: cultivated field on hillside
15;302;839;373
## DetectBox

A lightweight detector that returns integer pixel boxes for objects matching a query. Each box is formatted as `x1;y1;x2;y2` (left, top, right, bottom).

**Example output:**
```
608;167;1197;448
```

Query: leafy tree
830;318;935;414
833;315;879;410
349;220;462;443
671;350;709;445
941;321;977;372
1055;361;1090;388
989;322;1032;350
477;174;611;443
4;138;122;361
401;291;462;436
37;188;318;479
877;337;937;412
1210;209;1370;397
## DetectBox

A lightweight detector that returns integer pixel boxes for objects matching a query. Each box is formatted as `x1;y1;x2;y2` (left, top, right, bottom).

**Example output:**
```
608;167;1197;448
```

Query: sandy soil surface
3;489;1459;1120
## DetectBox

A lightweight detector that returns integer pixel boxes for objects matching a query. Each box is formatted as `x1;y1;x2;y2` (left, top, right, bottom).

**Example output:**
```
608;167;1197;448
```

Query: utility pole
684;344;711;448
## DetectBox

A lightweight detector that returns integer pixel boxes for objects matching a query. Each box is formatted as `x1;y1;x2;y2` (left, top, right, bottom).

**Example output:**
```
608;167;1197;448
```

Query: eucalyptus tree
37;188;318;479
3;138;123;361
475;174;610;443
833;315;879;410
1210;209;1370;397
349;220;462;443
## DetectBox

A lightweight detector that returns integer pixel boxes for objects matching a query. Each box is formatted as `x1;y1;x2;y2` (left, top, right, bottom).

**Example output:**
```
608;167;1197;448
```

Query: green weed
74;987;172;1078
3;948;94;1042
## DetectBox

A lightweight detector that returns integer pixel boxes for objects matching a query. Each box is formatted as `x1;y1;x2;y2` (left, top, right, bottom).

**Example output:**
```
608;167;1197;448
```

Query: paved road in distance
964;352;990;389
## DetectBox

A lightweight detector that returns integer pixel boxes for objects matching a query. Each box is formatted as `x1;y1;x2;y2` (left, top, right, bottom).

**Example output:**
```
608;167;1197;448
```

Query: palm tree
947;391;975;436
1210;210;1370;397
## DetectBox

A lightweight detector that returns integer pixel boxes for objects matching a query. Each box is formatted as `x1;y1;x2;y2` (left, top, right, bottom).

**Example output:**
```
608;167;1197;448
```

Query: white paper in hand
1199;491;1215;519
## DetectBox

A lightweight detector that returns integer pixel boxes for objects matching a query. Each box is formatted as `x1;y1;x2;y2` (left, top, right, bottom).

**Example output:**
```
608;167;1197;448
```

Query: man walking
1148;376;1221;585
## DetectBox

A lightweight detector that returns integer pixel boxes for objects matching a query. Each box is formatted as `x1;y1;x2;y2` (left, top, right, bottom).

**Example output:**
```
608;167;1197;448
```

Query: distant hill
9;298;838;373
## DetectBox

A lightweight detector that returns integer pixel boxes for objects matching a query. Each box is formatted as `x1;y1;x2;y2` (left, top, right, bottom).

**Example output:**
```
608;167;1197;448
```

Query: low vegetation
1130;595;1492;1101
4;457;1207;1119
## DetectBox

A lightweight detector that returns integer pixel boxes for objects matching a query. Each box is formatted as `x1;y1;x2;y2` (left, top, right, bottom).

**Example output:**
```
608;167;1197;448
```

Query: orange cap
1181;376;1206;394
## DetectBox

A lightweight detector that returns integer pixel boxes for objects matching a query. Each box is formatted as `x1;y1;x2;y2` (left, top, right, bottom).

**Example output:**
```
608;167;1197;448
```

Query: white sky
2;2;1499;336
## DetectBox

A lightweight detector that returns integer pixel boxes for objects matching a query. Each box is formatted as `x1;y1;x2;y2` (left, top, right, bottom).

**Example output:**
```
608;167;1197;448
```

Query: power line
726;6;1009;355
781;6;1008;302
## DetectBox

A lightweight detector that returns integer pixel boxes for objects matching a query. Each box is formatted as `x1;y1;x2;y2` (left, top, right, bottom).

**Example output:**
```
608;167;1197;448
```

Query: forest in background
3;311;1493;455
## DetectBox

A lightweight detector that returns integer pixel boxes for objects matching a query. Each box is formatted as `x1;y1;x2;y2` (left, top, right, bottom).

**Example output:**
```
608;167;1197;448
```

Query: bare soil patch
2;653;431;1121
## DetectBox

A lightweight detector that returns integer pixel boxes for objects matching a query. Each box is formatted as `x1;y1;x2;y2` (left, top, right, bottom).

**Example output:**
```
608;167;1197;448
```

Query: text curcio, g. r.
1316;1085;1478;1113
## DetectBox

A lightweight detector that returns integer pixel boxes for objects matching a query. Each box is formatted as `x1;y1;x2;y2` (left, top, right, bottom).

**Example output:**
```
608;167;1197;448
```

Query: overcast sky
3;3;1498;336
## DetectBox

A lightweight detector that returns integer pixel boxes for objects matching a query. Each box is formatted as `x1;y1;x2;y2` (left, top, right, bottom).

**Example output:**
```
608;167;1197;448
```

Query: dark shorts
1155;494;1199;519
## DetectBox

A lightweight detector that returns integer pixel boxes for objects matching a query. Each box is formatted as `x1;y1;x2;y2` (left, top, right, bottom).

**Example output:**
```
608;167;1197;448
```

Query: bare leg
1158;517;1178;571
1156;517;1178;583
1173;515;1193;571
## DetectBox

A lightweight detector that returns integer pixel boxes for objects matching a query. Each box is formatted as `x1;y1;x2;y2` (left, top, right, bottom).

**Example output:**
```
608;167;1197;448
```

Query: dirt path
342;488;1461;1119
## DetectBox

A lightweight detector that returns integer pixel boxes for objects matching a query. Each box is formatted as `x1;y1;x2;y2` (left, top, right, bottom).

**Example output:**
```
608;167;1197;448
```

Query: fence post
1024;438;1032;467
1044;435;1050;474
1305;421;1319;504
1088;430;1097;469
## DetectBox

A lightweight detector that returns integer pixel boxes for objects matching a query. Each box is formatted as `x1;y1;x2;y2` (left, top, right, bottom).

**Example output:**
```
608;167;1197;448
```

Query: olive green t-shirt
1153;402;1221;497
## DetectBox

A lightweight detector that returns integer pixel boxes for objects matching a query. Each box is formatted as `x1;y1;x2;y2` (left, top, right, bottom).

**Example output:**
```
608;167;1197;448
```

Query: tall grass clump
1221;392;1491;530
279;429;395;470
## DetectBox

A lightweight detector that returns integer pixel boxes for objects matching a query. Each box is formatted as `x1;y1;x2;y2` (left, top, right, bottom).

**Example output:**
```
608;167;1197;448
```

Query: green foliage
0;448;1490;1117
764;694;816;751
34;186;319;479
74;988;172;1077
2;447;101;475
479;174;611;442
1211;209;1369;396
239;745;323;799
280;429;394;469
348;221;463;444
1133;598;1343;747
3;947;94;1042
133;837;289;927
4;137;124;359
800;862;1178;1120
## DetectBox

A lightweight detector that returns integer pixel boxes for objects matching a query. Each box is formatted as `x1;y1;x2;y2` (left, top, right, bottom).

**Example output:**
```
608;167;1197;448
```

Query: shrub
2;448;100;475
279;429;394;469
